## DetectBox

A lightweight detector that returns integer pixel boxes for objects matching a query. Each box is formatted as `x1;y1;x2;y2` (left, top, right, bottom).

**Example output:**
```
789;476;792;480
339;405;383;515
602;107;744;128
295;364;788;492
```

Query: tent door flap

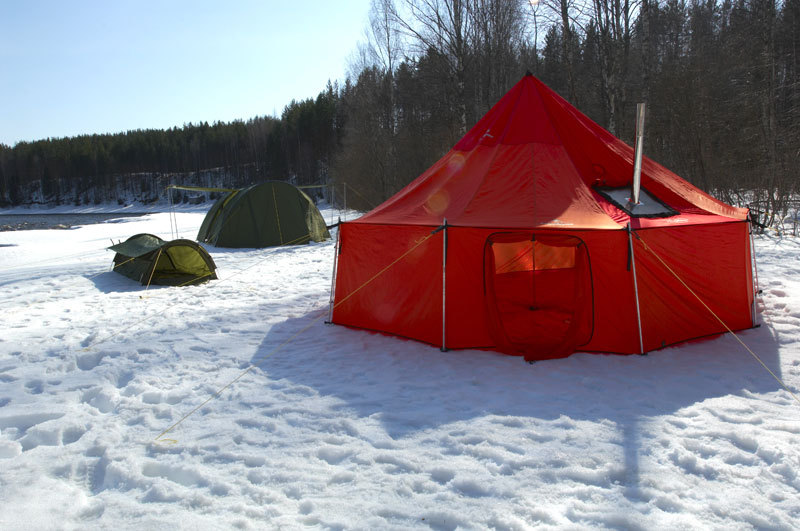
484;232;593;361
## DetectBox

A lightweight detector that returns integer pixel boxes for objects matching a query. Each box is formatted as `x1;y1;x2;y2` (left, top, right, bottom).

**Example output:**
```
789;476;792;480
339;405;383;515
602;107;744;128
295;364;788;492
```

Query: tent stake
628;225;645;354
441;218;448;352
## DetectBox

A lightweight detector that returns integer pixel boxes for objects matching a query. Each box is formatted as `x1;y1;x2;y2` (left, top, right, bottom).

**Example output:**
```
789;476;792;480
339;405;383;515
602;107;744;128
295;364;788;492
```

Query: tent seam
453;82;528;222
531;79;621;229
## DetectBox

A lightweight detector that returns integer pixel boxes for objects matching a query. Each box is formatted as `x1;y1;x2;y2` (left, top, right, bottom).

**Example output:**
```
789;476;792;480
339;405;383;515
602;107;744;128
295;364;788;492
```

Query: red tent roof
355;74;747;230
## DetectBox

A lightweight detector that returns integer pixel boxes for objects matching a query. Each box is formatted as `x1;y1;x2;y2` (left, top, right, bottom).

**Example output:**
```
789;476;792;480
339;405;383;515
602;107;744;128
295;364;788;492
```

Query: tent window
493;240;576;274
596;186;678;218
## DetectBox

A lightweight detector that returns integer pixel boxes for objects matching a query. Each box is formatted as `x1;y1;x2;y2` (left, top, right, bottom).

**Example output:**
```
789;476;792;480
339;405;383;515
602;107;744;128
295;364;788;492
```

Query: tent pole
329;183;334;227
531;234;536;310
441;218;448;352
326;218;342;324
628;225;645;354
748;216;760;326
167;187;173;239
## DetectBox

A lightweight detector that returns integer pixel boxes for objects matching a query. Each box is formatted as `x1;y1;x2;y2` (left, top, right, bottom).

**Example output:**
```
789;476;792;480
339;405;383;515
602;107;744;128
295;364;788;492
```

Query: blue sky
0;0;371;146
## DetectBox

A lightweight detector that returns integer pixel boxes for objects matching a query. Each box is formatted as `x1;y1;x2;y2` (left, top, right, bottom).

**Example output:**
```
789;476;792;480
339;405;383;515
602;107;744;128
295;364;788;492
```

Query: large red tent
330;74;756;361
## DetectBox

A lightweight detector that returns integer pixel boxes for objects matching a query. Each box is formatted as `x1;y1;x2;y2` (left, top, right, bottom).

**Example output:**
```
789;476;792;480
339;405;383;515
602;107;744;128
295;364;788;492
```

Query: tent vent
596;186;678;218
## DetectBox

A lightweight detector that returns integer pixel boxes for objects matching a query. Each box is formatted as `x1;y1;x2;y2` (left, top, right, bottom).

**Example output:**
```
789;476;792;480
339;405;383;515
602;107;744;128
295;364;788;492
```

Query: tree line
1;0;797;226
0;84;343;206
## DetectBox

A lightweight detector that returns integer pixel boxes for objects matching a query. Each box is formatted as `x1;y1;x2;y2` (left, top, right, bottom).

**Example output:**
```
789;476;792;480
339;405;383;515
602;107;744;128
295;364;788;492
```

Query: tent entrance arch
484;232;594;360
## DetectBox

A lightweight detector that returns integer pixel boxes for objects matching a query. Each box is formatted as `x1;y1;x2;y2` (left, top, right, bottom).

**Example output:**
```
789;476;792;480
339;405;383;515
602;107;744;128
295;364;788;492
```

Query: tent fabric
197;181;330;248
109;234;217;286
331;74;755;361
484;232;594;360
353;75;747;230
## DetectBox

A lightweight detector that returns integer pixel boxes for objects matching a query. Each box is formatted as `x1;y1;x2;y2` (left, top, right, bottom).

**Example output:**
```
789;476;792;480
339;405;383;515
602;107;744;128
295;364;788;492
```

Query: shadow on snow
248;311;783;503
251;311;783;434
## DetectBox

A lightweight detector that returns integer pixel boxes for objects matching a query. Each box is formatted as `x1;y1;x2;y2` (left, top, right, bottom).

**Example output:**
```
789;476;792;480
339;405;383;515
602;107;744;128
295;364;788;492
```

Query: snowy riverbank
1;210;799;529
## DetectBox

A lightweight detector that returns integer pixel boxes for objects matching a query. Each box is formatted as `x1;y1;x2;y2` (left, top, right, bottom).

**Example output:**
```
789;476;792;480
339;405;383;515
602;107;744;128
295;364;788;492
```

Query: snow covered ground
0;208;798;529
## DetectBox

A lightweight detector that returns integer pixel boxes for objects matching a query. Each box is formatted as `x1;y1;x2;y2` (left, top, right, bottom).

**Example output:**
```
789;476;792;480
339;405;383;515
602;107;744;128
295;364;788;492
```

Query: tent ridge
530;79;619;226
445;84;532;223
495;76;527;146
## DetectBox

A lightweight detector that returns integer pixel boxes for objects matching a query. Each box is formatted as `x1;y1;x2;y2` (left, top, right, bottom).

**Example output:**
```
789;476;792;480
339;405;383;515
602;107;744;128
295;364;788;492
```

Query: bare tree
560;0;579;103
368;0;403;77
393;0;474;134
470;0;528;111
590;0;636;134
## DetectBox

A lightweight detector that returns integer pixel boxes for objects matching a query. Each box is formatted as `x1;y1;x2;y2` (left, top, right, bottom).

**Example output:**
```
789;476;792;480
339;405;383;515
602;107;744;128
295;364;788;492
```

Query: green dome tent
197;181;330;248
109;234;217;286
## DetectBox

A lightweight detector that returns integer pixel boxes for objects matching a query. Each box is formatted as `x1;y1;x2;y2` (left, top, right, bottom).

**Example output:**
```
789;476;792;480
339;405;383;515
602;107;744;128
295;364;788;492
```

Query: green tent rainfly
109;233;217;286
196;181;331;248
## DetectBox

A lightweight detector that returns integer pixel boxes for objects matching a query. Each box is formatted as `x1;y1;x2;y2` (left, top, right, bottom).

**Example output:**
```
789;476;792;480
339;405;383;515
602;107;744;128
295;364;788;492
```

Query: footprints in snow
24;379;44;394
142;391;185;405
77;350;123;371
117;370;134;388
77;351;107;371
141;461;208;488
0;412;87;454
769;288;787;298
81;387;116;414
316;446;351;465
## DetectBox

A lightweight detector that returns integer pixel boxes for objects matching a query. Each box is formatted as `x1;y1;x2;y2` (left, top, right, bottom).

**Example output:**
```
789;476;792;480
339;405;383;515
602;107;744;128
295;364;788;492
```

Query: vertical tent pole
326;218;342;324
329;183;335;227
441;218;448;352
628;224;645;354
168;187;176;240
343;182;347;222
748;215;760;326
531;234;537;310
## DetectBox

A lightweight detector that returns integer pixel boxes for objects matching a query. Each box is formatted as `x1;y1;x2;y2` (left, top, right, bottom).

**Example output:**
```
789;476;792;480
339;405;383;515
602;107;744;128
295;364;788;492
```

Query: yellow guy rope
84;255;139;280
153;231;436;444
634;233;800;406
3;247;116;273
144;248;163;291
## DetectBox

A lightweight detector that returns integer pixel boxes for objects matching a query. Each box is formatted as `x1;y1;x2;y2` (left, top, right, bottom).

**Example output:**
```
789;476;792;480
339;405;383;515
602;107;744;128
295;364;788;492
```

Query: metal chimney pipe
631;103;646;205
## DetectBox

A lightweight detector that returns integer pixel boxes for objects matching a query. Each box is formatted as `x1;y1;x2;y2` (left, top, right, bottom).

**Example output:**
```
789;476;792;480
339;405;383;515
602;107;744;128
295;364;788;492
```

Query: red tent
330;74;756;361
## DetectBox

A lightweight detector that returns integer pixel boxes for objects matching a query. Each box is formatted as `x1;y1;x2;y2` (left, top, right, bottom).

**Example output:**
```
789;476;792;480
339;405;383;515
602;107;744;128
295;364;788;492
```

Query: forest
0;0;797;225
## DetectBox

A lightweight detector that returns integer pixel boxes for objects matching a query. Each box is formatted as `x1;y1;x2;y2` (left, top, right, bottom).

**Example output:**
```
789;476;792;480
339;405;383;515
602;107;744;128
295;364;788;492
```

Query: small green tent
196;181;330;248
109;234;217;286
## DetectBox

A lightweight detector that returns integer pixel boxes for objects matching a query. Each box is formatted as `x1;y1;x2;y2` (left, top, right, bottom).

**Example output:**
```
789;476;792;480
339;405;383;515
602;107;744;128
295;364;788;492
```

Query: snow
1;208;799;529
